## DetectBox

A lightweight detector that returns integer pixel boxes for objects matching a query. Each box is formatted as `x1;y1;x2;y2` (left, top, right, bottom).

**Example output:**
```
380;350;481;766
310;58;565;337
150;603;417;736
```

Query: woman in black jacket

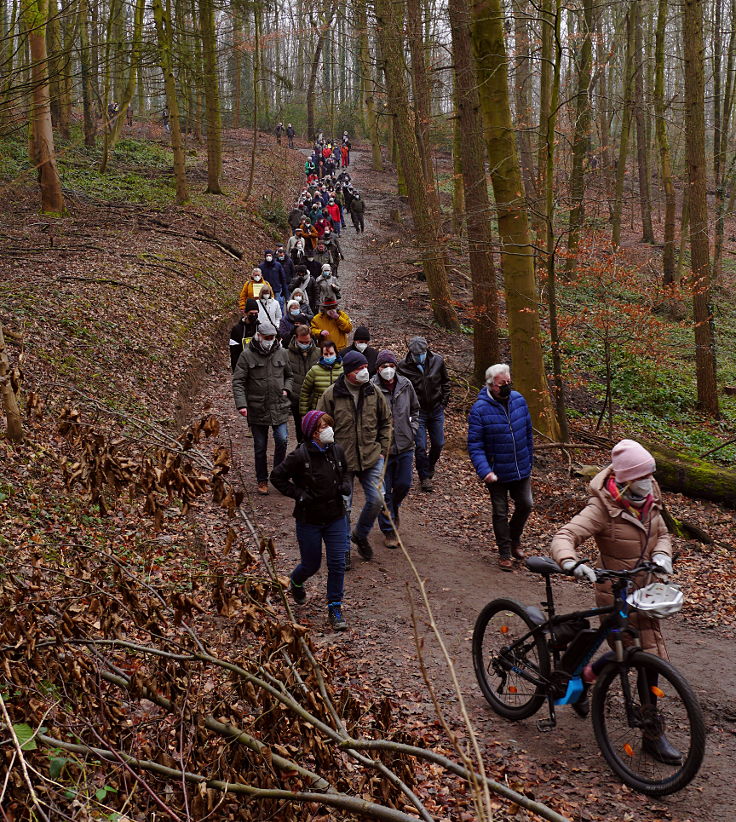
270;410;350;631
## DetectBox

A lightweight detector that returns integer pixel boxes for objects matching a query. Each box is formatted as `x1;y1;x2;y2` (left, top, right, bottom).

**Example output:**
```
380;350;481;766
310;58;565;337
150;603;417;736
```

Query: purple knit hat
301;410;325;440
376;349;397;368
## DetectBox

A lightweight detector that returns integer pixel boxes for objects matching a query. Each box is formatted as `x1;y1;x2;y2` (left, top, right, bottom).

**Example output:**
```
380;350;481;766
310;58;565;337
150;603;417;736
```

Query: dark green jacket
287;338;321;405
317;375;392;472
232;339;293;425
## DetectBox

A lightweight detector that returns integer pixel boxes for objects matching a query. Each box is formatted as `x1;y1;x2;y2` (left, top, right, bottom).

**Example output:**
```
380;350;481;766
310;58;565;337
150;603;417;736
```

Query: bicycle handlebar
569;559;668;582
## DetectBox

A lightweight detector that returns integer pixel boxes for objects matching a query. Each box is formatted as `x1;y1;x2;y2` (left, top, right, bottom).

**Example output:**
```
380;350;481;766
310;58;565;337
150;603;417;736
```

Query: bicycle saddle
525;556;565;575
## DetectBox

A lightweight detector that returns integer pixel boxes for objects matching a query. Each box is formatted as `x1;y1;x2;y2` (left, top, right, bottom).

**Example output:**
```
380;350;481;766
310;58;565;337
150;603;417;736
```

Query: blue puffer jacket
467;389;533;482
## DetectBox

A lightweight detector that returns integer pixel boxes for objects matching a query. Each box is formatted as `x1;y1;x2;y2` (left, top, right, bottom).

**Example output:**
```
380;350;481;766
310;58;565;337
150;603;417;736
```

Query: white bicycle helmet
627;582;684;618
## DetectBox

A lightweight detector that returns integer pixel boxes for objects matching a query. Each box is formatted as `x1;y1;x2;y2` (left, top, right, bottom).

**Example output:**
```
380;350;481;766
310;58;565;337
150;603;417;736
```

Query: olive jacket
232;338;293;426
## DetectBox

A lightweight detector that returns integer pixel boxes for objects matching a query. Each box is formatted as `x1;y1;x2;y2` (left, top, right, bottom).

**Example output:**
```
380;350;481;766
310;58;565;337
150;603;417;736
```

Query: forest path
197;149;735;822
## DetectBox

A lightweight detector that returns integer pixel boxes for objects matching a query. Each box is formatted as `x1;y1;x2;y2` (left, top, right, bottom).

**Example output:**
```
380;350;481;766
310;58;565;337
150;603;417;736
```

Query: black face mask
499;383;512;399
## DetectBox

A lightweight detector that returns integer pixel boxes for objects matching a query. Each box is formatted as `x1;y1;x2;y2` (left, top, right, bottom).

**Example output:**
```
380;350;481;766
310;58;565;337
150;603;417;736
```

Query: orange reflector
623;743;634;757
651;686;665;698
500;625;509;634
508;686;518;694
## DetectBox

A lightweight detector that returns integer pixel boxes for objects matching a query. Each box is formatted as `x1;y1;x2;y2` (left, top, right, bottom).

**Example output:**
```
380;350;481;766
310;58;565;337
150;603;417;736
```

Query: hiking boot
328;602;347;631
344;552;352;571
420;477;434;493
257;482;269;496
289;578;306;605
384;532;399;549
351;531;373;560
511;544;526;561
642;734;683;766
498;556;513;572
572;683;590;718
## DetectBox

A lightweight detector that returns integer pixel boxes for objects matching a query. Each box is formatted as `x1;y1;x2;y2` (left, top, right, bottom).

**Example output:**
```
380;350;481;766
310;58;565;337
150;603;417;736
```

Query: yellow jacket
238;280;266;311
310;310;353;350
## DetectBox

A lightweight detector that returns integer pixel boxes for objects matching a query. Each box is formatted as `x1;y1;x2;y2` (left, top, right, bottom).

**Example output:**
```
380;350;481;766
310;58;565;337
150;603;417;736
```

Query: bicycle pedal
536;718;557;732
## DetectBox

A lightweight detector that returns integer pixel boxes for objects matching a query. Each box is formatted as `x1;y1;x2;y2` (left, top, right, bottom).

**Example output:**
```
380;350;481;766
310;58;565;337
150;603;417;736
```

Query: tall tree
0;324;23;444
21;0;64;215
374;0;460;331
632;0;654;243
611;4;634;247
306;0;337;140
654;0;675;283
682;0;719;414
471;0;561;439
152;0;189;204
200;0;223;192
448;0;500;381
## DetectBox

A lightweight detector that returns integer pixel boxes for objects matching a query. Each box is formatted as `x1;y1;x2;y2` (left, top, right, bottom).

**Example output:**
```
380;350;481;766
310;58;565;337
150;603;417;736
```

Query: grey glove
562;559;597;583
652;553;673;580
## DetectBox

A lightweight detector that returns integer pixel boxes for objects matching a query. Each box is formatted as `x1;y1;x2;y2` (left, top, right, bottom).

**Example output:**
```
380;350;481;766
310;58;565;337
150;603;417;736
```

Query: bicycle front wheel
591;651;705;796
472;598;550;720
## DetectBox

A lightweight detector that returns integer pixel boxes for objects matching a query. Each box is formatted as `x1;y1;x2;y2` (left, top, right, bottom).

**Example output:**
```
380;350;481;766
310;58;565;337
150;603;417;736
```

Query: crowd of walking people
229;137;671;686
229;142;457;630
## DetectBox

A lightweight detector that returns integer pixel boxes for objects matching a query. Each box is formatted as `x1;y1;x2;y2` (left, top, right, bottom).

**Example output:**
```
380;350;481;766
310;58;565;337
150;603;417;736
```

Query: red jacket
326;203;341;226
314;217;331;237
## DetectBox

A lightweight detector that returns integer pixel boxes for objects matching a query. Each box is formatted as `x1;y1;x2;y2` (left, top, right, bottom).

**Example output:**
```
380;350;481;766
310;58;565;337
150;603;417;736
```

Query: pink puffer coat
550;466;673;658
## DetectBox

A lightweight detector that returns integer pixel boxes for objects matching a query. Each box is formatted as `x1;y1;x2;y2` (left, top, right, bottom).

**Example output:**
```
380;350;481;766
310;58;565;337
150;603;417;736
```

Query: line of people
230;164;450;630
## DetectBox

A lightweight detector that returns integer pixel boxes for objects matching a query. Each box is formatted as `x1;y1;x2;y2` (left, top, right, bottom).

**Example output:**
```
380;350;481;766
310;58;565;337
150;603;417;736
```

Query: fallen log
643;442;736;510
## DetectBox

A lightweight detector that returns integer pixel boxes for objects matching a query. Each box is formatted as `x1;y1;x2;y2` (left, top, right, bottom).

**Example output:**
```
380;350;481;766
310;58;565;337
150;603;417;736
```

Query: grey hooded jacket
370;373;419;454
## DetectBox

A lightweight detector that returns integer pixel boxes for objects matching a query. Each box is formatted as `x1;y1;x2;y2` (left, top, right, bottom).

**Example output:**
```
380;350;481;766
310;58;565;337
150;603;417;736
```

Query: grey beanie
258;321;277;336
408;336;428;355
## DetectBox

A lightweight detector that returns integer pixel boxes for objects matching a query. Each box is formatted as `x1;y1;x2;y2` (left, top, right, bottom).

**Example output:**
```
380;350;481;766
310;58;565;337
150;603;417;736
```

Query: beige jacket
551;466;672;657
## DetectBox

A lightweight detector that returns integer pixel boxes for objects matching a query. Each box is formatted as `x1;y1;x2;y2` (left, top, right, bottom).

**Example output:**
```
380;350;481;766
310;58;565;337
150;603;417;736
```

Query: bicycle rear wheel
472;598;550;720
591;651;705;795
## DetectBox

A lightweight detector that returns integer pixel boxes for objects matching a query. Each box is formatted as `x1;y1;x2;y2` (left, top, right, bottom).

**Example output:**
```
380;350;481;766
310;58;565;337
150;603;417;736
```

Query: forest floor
3;128;736;821
190;148;736;822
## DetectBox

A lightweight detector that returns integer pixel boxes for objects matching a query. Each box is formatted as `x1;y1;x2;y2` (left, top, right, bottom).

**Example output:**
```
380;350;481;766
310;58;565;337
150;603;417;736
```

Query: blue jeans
344;457;385;552
378;449;413;534
414;407;445;480
251;422;288;483
293;516;347;603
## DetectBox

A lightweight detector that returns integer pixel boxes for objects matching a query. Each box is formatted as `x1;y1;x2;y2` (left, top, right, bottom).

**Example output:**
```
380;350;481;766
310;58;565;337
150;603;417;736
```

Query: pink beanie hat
611;439;656;483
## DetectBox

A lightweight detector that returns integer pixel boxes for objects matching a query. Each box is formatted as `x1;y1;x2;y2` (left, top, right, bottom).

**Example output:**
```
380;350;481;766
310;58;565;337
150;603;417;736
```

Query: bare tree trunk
512;0;535;202
0;324;23;444
654;0;675;283
682;0;719;415
152;0;189;204
200;0;223;193
407;0;433;186
633;0;654;243
612;4;634;247
232;4;242;128
564;0;593;275
471;0;561;439
448;0;500;380
307;1;337;140
356;0;383;169
77;0;96;147
374;0;460;331
22;0;65;215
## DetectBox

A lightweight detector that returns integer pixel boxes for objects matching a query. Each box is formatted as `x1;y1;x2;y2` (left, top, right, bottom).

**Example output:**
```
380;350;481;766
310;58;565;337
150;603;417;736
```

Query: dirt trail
195;151;735;822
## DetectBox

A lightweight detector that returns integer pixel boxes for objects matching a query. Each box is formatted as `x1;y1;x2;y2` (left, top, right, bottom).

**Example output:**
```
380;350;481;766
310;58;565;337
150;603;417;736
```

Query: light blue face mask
290;310;301;318
415;352;427;364
323;355;336;365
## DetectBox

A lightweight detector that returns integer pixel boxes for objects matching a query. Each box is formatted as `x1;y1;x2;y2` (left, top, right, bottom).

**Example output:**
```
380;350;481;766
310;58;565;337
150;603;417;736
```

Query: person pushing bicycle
551;439;678;763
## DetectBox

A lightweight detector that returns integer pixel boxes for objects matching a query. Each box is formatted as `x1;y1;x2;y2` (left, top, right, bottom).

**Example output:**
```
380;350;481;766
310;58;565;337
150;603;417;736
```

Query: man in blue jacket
467;363;533;571
260;249;289;311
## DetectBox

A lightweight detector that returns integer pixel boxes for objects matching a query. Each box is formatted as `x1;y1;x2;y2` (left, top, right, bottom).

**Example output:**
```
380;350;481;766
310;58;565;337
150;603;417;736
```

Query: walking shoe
344;552;352;571
498;556;513;572
420;477;434;493
257;482;269;496
642;734;683;765
328;602;347;631
511;544;526;561
351;531;373;560
384;532;399;549
572;683;590;718
289;578;306;605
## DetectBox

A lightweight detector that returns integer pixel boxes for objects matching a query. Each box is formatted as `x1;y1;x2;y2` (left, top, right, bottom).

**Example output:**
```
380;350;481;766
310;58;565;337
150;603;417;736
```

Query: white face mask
259;337;275;350
380;366;396;381
354;368;370;384
265;255;273;262
628;477;653;498
318;426;335;445
261;294;271;302
253;274;262;281
355;342;368;352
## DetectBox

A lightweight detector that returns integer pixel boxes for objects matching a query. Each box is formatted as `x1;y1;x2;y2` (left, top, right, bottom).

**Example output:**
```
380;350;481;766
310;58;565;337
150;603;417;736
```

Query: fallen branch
57;276;140;291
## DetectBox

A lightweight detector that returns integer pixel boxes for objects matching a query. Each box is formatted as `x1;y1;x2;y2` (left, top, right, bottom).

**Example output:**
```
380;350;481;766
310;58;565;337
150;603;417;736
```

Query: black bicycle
472;557;705;796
